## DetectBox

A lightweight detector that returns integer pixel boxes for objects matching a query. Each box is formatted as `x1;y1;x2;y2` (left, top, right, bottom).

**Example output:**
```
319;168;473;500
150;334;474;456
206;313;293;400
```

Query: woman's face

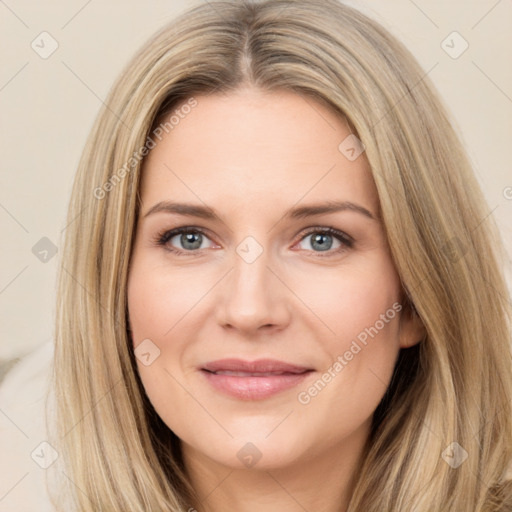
127;88;422;471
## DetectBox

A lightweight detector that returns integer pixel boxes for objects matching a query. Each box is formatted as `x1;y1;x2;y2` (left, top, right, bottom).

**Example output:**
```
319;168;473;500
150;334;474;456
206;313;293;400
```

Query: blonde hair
52;0;512;510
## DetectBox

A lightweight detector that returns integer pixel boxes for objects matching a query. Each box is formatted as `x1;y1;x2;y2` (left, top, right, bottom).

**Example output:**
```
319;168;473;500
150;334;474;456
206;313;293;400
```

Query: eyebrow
143;200;377;222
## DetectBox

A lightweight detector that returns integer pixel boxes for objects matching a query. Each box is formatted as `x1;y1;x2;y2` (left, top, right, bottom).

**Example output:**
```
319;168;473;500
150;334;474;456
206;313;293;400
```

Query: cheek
127;258;206;343
127;261;197;425
126;251;218;352
292;258;403;419
294;255;402;353
331;274;401;353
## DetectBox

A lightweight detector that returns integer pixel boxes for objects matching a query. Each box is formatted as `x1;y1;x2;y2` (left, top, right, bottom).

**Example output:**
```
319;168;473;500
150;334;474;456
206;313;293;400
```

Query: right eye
154;227;218;255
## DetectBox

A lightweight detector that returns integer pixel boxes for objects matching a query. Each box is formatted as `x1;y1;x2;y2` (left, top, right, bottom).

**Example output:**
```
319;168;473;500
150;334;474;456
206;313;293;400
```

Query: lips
211;371;297;376
200;358;314;400
201;358;312;375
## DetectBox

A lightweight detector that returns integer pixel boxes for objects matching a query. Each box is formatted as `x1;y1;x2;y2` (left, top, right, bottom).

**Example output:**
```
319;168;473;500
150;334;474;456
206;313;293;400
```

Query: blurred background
0;0;511;507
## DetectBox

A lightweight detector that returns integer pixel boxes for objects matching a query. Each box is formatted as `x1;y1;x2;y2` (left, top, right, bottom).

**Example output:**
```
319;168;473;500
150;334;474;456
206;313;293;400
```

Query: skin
127;87;424;512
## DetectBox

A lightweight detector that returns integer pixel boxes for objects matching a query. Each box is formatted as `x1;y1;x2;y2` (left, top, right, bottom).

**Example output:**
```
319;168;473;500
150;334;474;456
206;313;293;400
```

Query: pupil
181;232;202;250
312;233;332;251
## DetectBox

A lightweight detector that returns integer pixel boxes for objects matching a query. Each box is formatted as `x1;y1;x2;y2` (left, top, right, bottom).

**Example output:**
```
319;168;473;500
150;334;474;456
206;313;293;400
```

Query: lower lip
201;370;313;400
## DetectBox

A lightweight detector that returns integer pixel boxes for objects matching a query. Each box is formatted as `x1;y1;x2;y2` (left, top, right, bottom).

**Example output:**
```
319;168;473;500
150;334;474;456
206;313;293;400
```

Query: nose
215;244;292;335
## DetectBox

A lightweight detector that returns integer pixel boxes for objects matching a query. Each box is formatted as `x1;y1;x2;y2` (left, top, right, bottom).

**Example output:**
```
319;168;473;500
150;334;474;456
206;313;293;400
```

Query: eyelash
153;226;354;258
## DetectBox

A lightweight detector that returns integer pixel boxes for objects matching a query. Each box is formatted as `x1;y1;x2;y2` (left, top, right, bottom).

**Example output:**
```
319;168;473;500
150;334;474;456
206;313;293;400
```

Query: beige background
1;0;511;363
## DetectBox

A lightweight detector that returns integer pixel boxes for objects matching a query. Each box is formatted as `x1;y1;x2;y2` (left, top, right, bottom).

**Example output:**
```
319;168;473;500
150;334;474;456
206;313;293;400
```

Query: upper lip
201;358;312;374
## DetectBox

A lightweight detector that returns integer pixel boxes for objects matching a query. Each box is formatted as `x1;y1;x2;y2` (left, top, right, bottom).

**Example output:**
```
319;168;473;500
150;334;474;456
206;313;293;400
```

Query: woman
51;0;512;510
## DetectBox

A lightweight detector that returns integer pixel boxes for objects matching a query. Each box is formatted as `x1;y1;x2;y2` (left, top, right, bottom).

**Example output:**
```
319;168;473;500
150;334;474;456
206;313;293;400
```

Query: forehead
140;88;378;217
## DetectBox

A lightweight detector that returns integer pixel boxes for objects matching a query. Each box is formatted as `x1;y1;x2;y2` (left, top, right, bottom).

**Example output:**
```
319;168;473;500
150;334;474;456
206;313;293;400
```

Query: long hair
51;1;512;510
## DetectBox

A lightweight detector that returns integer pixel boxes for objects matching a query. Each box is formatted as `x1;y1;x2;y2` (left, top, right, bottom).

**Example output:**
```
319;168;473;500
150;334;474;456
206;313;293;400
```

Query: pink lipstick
201;358;314;400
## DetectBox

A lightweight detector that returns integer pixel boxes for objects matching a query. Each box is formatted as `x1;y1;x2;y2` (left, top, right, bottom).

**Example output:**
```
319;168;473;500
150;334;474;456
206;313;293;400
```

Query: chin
186;428;311;471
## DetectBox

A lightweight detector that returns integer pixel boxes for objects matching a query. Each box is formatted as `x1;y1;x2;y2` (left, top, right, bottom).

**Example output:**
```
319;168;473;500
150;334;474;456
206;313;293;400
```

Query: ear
398;303;426;348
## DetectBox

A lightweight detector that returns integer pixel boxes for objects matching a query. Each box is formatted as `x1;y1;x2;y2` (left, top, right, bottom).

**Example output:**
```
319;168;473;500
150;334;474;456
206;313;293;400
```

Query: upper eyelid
158;226;213;244
302;226;353;241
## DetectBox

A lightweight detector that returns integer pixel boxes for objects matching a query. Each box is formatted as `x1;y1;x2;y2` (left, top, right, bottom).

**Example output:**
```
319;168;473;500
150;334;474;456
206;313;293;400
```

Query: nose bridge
233;245;270;296
216;236;290;331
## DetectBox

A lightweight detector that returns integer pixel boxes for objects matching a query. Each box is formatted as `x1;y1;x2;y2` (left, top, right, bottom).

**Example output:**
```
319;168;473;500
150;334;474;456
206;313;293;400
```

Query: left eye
296;229;351;253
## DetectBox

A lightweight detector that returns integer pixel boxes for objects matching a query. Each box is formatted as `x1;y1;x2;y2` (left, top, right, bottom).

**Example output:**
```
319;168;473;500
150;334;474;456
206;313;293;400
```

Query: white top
0;341;55;512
